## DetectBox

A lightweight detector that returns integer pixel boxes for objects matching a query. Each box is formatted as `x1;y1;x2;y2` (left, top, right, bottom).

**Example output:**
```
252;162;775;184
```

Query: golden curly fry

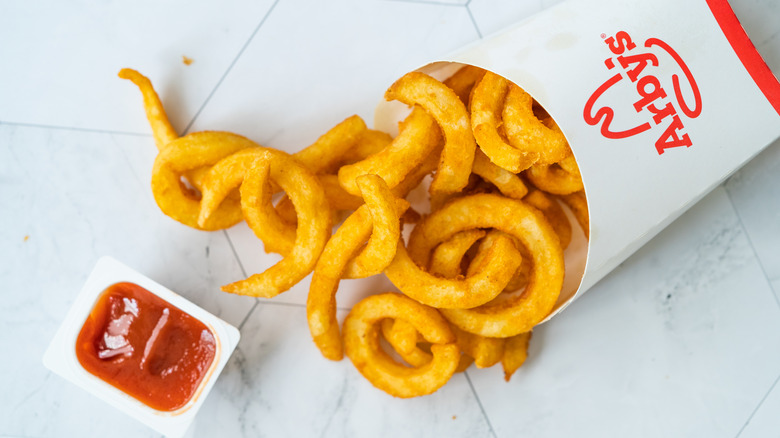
524;189;572;250
118;68;177;150
525;157;584;195
451;325;505;369
557;154;582;178
503;83;570;165
197;147;332;297
465;231;511;273
406;193;564;337
385;72;476;194
338;106;441;196
121;68;248;230
307;204;376;361
503;244;533;293
307;178;408;361
558;190;589;239
198;148;262;225
470;72;539;173
381;319;430;368
455;355;476;372
198;148;295;255
338;129;394;165
428;230;531;371
428;229;487;278
275;174;364;224
273;117;382;223
121;68;234;202
385;231;521;309
456;231;530;294
379;318;474;373
293;115;367;175
443;65;486;105
401;208;422;225
151;132;257;231
502;331;532;381
342;176;409;279
319;174;367;211
472;148;529;199
389;143;442;199
343;293;459;398
226;151;332;297
428;228;530;295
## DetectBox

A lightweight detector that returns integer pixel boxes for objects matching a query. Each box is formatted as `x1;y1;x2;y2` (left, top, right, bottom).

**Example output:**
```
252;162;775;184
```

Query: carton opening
375;61;590;324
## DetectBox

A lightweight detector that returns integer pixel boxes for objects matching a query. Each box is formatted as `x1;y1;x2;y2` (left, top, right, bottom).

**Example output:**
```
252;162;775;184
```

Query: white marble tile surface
726;138;780;299
739;373;780;438
1;0;779;437
0;0;276;133
187;0;478;144
467;0;562;37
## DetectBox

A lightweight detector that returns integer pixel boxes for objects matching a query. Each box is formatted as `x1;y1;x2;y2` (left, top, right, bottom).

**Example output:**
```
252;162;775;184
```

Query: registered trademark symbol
600;33;606;39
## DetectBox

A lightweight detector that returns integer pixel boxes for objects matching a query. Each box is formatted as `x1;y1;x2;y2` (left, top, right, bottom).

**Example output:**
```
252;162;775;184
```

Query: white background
1;0;779;437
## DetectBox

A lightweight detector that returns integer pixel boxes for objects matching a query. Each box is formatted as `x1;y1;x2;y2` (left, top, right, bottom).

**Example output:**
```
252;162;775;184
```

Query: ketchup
75;282;217;412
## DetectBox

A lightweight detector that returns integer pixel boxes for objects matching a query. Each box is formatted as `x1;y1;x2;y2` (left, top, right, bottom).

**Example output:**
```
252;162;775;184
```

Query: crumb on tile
182;55;194;66
452;415;456;420
23;235;29;242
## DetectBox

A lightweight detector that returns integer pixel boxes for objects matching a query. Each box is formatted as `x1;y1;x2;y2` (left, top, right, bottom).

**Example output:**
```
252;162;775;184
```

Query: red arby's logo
583;31;702;154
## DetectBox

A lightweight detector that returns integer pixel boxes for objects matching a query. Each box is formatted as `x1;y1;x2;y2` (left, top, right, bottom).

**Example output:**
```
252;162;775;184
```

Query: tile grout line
465;3;483;39
223;230;249;279
463;370;498;438
724;186;780;435
182;0;281;135
724;186;780;311
0;121;152;137
237;300;260;331
110;133;148;196
222;229;260;331
734;371;780;437
210;0;280;330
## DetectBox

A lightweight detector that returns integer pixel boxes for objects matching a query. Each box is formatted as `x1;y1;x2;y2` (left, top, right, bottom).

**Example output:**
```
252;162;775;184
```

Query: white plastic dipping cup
376;0;780;321
43;257;241;438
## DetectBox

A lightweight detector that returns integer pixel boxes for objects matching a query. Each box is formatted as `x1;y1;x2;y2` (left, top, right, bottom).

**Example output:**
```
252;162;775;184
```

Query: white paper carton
378;0;780;321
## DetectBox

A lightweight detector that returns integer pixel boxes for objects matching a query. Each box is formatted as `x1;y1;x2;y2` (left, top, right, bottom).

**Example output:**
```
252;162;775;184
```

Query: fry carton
377;0;780;321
